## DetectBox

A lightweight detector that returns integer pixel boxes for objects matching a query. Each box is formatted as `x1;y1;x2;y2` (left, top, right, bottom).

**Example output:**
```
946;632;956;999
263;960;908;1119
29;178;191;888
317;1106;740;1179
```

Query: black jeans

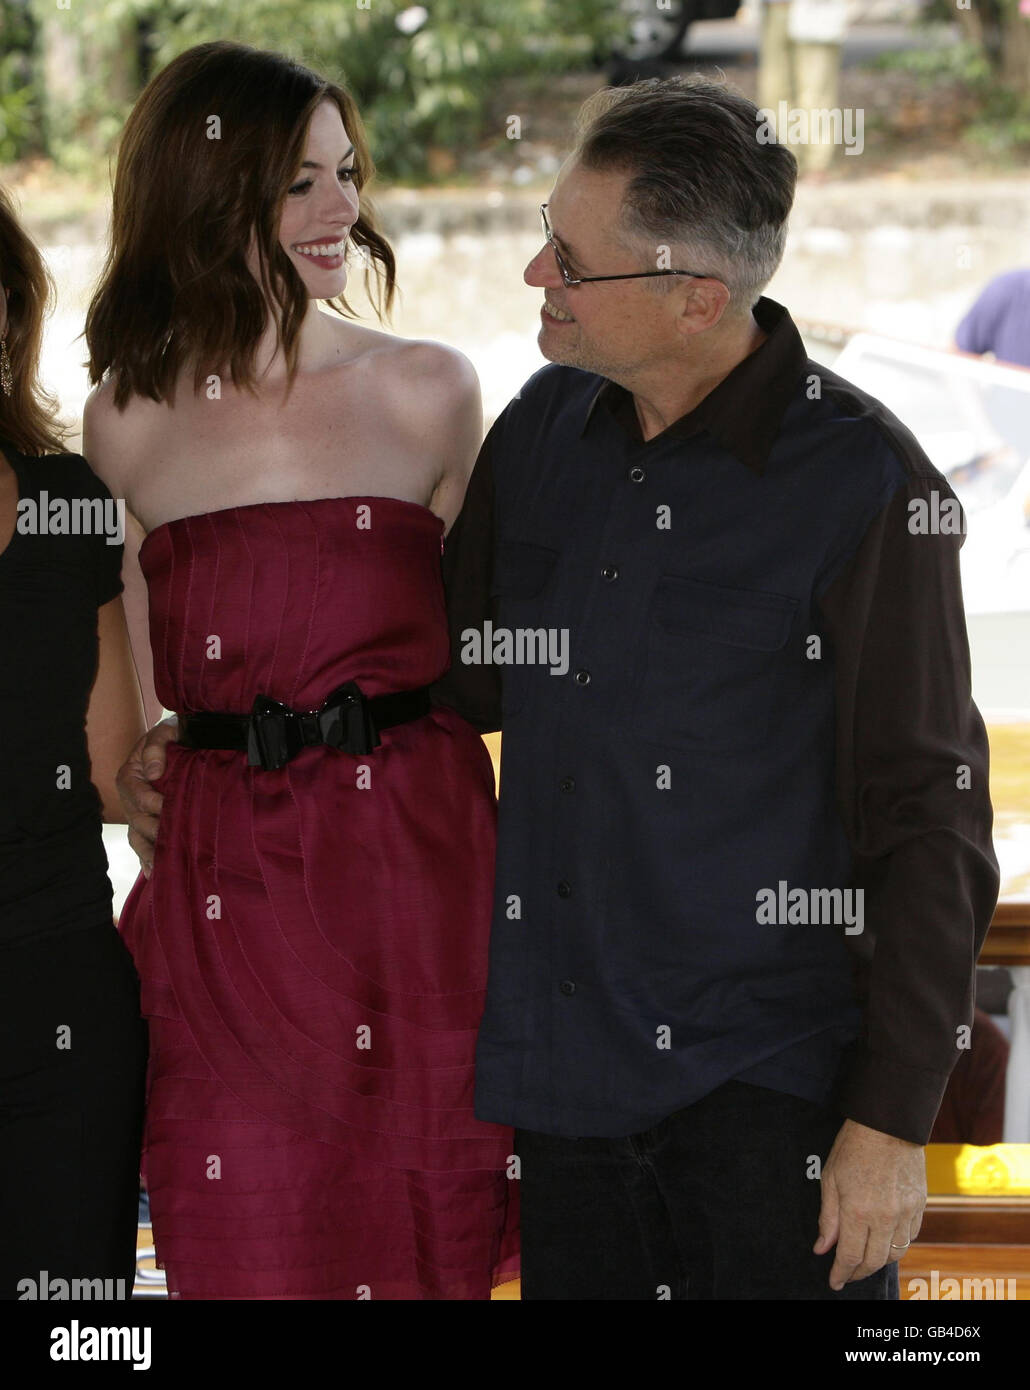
0;921;148;1300
516;1079;901;1300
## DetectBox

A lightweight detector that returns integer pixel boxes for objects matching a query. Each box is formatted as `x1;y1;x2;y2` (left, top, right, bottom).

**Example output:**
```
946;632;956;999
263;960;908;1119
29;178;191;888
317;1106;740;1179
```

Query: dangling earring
0;334;11;396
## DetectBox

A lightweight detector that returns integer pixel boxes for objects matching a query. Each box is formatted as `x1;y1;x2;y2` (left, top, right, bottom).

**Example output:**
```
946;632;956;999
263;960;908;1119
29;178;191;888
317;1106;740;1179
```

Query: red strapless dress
117;496;519;1299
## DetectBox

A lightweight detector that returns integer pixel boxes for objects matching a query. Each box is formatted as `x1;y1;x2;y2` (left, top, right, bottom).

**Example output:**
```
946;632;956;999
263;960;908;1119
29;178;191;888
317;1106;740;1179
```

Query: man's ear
678;277;732;338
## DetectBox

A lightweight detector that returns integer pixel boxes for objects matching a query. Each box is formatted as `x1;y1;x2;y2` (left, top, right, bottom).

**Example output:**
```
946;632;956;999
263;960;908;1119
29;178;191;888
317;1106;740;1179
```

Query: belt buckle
317;681;380;756
246;695;296;771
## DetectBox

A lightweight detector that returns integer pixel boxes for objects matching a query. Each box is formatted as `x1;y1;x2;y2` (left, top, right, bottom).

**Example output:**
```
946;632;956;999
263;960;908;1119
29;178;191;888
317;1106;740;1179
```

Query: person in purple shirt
955;268;1030;369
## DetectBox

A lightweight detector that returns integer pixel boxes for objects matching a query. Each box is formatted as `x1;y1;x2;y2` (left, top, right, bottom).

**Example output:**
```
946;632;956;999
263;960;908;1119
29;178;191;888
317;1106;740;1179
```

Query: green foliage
10;0;622;181
965;84;1030;157
873;35;991;86
874;32;1030;158
0;61;37;162
0;0;41;161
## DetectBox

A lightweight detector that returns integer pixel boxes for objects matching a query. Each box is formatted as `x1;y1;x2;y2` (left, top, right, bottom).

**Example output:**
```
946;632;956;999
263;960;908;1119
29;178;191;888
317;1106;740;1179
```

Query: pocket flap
653;575;797;651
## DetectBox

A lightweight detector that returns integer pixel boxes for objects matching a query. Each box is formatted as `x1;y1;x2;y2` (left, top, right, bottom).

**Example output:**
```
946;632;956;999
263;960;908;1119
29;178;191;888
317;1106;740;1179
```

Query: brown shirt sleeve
427;423;502;734
817;470;1001;1145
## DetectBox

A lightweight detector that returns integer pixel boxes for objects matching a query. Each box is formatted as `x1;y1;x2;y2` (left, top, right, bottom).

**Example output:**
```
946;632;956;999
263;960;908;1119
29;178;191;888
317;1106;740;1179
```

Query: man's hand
815;1118;926;1291
116;716;178;878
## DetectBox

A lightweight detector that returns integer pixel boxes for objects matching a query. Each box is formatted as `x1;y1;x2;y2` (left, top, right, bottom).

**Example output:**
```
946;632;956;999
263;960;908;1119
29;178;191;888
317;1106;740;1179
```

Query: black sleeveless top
0;434;125;945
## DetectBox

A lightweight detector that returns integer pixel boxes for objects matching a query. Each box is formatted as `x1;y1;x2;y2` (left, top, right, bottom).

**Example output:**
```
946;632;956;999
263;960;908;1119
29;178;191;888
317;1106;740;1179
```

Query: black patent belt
176;680;432;771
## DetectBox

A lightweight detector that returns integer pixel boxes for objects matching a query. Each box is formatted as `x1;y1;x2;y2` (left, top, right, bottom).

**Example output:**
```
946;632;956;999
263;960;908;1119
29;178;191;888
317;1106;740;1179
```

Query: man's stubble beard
539;329;625;382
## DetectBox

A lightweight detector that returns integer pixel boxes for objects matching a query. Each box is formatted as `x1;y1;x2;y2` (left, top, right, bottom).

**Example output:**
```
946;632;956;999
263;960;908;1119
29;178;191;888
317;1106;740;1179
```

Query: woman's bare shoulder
332;319;477;388
81;378;156;497
382;337;481;448
339;325;481;448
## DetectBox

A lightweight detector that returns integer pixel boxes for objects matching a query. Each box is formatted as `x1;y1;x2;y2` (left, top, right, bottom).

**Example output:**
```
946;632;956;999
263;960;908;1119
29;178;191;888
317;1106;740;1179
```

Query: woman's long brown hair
85;41;398;411
0;184;70;456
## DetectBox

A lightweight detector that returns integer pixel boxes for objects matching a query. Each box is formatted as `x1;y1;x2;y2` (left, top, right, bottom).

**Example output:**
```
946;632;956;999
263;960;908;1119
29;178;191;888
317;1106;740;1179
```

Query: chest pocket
488;539;561;717
642;574;798;752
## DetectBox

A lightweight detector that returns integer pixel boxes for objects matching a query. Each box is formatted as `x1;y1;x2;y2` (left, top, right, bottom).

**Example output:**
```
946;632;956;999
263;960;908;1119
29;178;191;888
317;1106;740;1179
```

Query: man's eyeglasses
540;203;723;288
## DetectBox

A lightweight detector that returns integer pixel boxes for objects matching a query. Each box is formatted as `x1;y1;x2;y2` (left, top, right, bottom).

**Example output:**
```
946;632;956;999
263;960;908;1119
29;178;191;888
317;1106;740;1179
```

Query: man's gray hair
572;75;797;312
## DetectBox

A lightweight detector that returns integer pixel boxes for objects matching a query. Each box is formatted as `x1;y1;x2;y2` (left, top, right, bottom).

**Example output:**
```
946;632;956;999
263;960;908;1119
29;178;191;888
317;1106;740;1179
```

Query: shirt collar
578;296;807;475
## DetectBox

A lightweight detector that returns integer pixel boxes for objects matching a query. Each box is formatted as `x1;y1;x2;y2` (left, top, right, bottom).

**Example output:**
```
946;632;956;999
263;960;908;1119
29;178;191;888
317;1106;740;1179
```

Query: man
120;76;999;1300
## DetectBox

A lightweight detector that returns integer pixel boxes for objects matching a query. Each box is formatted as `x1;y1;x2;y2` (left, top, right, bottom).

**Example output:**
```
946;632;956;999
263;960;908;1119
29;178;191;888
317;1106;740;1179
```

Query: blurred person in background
953;268;1030;470
955;268;1030;369
759;0;849;177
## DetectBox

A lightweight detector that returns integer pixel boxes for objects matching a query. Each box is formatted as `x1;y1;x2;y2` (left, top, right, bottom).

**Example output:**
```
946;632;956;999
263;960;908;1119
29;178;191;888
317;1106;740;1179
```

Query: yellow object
926;1144;1030;1195
483;731;502;796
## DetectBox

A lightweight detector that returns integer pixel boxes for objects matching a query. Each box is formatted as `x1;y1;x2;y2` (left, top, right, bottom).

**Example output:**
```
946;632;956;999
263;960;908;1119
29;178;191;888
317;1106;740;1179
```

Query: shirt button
574;669;591;685
557;880;572;898
628;466;646;483
559;777;576;792
559;980;576;996
601;565;619;582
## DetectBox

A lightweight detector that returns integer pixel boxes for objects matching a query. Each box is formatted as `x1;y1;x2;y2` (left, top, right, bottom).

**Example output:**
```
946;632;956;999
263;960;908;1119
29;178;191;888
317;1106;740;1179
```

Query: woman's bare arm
414;344;484;536
82;387;165;728
85;595;147;822
118;506;165;728
83;385;170;865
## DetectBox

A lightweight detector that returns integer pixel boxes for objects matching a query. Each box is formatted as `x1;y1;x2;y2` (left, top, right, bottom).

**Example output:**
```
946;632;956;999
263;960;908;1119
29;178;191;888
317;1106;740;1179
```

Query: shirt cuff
837;1046;954;1146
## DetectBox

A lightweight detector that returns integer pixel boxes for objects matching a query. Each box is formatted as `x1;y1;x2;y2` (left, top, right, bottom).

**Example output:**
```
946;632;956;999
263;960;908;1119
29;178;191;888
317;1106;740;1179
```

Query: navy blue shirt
429;297;1000;1146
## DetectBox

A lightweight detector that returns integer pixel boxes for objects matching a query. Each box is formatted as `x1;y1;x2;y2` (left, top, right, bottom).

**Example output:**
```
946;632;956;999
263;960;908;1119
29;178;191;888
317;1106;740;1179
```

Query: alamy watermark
460;622;569;676
907;1270;1018;1300
755;880;864;934
50;1320;151;1370
756;102;864;157
17;1271;128;1299
17;493;125;545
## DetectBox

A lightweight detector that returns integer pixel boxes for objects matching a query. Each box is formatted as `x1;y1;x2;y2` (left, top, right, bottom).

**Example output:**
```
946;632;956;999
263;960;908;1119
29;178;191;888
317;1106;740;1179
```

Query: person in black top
0;184;147;1300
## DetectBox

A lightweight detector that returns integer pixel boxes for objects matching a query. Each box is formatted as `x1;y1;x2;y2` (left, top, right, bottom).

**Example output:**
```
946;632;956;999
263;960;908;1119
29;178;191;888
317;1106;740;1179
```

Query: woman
0;184;147;1300
82;40;518;1300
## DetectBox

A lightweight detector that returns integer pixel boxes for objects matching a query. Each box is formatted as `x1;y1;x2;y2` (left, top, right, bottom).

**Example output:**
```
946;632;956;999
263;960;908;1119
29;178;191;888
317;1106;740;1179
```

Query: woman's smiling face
250;98;360;300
